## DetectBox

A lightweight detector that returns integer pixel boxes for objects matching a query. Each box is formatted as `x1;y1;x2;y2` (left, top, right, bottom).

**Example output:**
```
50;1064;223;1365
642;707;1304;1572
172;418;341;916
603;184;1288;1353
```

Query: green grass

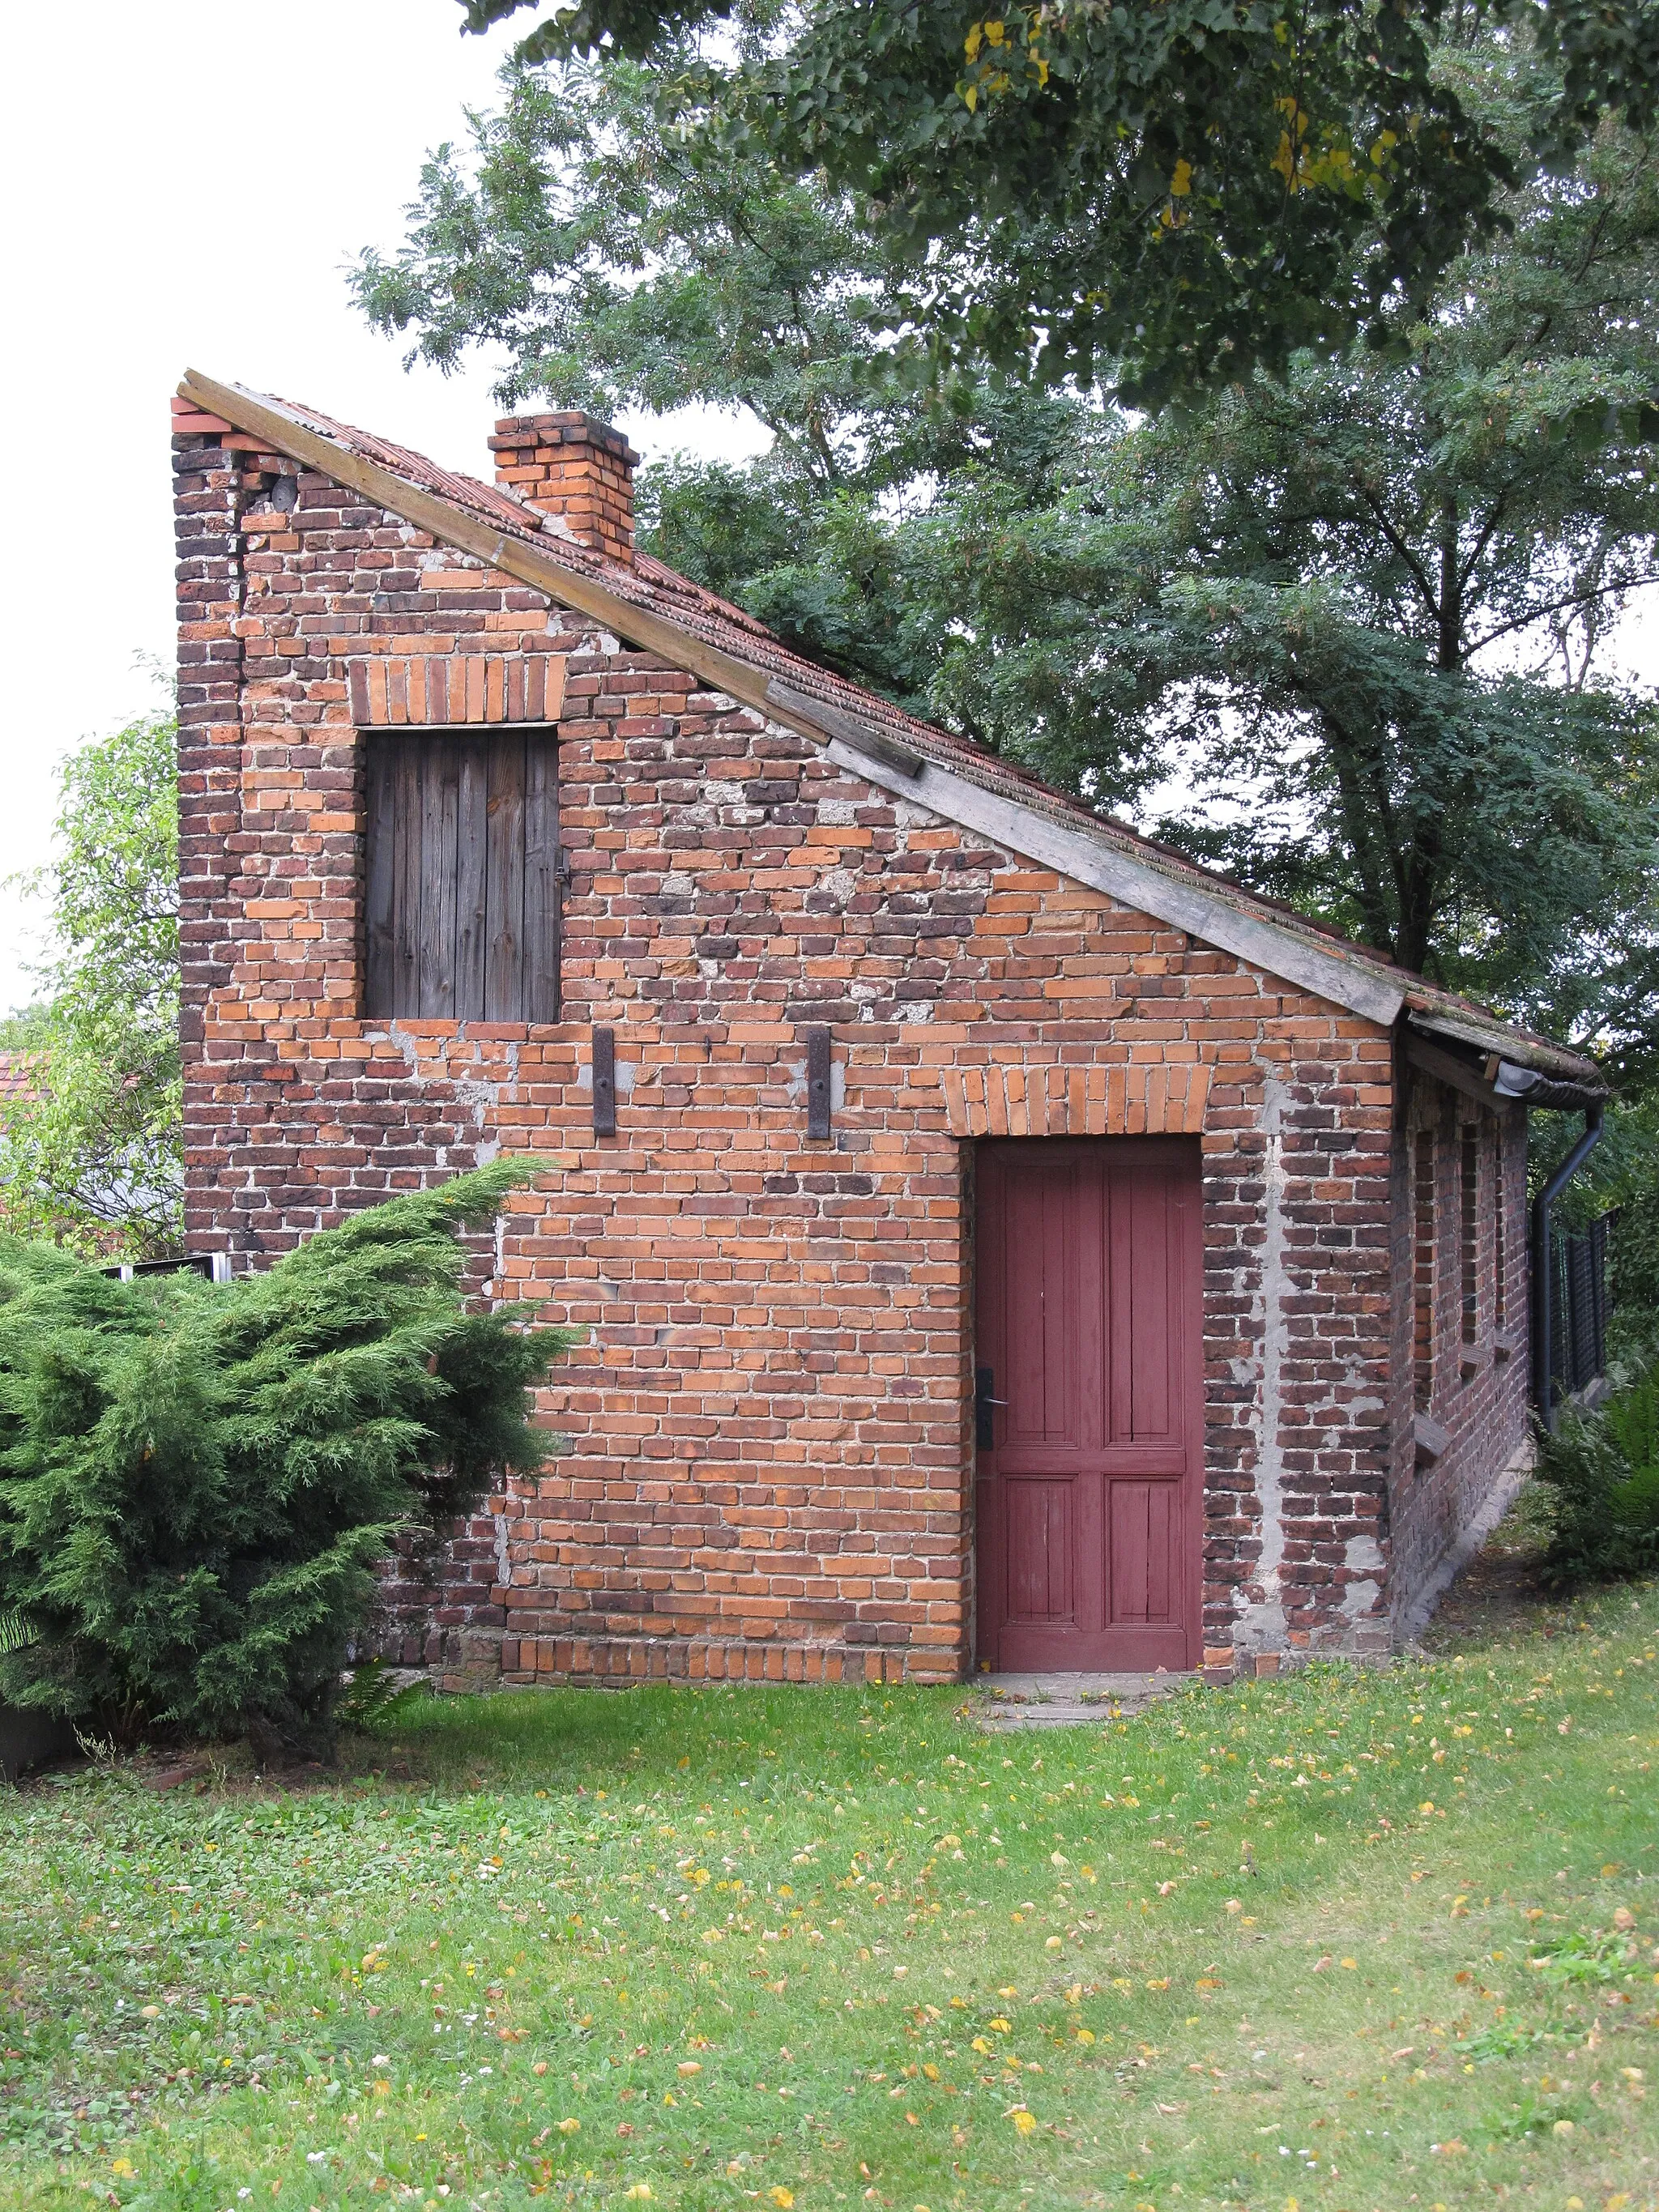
2;1572;1657;2210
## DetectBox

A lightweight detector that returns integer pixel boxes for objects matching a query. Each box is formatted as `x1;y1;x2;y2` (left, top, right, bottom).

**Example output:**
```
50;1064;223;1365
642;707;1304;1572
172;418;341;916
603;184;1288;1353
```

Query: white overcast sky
1;3;1653;1015
0;0;761;1013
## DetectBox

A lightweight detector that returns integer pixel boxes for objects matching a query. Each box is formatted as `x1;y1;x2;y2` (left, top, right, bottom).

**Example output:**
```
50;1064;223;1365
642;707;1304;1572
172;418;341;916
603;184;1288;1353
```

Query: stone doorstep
968;1669;1192;1729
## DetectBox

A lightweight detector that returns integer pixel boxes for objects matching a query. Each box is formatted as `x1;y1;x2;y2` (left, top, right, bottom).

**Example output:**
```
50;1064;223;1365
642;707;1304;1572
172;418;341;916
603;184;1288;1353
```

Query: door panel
975;1136;1202;1672
1005;1481;1074;1625
1124;1172;1174;1442
1108;1481;1178;1627
1003;1163;1076;1447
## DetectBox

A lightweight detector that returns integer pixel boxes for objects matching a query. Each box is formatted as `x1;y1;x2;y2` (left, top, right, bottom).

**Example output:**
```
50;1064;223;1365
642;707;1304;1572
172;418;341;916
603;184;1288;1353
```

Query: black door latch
975;1366;1009;1449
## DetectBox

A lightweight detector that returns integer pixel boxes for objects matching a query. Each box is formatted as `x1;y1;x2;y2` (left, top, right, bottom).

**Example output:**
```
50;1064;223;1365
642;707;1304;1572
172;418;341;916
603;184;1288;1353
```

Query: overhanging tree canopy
358;36;1659;1072
453;0;1659;404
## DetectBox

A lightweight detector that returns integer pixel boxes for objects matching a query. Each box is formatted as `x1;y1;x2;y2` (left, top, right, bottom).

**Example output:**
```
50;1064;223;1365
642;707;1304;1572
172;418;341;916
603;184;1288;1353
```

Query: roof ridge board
181;370;787;719
179;371;1596;1069
926;745;1414;978
757;671;1407;974
265;394;551;539
173;375;1463;999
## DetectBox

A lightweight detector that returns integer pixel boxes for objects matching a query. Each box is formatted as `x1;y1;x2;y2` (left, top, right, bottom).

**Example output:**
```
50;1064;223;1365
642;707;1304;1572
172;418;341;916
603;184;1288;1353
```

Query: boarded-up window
364;731;558;1021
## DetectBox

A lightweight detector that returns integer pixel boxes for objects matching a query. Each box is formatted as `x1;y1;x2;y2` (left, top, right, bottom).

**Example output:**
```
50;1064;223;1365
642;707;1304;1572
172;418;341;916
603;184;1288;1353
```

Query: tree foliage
361;40;1659;1069
0;710;182;1257
1535;1363;1659;1584
452;0;1658;406
0;1164;561;1753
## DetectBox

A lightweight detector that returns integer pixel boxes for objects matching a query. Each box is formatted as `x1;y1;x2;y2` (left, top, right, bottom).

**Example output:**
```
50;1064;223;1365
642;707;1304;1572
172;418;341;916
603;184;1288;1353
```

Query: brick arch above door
936;1059;1213;1139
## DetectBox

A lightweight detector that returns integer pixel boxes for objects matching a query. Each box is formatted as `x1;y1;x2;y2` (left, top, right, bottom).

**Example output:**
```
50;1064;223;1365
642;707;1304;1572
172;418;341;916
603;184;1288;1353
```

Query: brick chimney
488;411;640;566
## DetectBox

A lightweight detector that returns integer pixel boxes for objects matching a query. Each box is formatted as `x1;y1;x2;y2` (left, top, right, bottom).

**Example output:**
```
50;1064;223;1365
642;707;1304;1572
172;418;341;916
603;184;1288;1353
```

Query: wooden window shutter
364;731;559;1021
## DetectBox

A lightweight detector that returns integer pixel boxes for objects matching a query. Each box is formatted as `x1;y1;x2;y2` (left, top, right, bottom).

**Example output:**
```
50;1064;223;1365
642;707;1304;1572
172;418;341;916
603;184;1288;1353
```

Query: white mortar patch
1237;1075;1290;1654
1341;1576;1384;1620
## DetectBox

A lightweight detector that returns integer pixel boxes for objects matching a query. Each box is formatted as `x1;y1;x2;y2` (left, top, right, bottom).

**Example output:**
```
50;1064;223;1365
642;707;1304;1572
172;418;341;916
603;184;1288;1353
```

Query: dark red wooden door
975;1138;1204;1672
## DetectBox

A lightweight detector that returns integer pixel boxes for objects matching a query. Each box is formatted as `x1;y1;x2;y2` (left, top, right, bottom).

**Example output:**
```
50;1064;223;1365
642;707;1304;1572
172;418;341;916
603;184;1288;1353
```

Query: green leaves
0;1166;567;1749
444;0;1556;405
0;708;181;1257
369;27;1659;1070
1534;1364;1659;1585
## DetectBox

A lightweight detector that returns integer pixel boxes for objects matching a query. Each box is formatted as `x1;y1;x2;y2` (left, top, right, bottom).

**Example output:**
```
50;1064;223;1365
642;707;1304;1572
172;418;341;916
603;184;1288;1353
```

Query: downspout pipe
1531;1099;1606;1430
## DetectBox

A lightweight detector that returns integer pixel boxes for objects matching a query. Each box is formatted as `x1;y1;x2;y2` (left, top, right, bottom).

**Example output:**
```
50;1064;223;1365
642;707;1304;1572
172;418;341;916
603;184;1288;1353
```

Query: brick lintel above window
348;653;567;729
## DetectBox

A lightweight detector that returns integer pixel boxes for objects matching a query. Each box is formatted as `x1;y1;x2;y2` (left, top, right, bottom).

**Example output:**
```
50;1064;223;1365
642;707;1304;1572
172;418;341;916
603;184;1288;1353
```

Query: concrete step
966;1669;1192;1728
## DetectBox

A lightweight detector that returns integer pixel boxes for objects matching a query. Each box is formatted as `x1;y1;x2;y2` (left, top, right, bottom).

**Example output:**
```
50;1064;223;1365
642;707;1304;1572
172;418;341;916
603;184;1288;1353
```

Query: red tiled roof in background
0;1053;39;1105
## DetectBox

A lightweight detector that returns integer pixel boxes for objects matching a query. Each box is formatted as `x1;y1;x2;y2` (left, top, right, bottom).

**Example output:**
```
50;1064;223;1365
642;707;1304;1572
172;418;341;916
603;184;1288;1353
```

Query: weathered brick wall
1385;1081;1530;1633
371;1512;511;1689
174;400;1514;1681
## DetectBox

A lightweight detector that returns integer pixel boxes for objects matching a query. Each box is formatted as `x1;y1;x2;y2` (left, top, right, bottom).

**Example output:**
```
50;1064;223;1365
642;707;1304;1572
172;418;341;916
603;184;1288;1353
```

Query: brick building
171;369;1604;1688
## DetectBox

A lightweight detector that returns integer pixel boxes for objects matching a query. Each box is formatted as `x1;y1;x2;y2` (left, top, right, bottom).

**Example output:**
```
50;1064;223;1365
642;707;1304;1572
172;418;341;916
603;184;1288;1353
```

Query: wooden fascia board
821;737;1408;1025
181;368;1409;1025
1404;1031;1511;1113
766;681;925;776
1409;1003;1600;1086
178;369;800;731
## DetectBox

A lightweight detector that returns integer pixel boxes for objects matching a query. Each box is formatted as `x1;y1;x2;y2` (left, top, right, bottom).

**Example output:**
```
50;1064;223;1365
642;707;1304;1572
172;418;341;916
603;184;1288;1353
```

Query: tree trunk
1437;492;1462;671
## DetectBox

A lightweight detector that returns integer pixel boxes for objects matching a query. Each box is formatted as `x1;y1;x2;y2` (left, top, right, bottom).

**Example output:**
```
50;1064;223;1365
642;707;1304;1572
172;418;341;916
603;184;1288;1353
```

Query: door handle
975;1366;1008;1449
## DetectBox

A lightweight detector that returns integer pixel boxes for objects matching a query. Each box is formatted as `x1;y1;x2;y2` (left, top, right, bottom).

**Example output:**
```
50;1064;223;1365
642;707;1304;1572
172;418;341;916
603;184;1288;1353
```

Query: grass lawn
2;1539;1656;2210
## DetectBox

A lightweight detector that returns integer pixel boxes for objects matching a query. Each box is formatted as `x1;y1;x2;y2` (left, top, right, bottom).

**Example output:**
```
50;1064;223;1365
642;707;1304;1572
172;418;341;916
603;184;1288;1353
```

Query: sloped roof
177;369;1602;1097
0;1053;37;1105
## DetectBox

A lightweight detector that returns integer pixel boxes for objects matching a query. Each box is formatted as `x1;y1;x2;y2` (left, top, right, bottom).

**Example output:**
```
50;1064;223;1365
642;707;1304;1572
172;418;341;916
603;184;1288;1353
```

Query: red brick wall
173;407;1526;1681
1385;1078;1531;1630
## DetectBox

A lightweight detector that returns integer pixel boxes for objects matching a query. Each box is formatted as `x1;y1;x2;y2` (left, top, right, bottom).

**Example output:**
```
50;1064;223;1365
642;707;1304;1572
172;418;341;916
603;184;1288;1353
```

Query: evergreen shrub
1536;1365;1659;1587
0;1163;564;1753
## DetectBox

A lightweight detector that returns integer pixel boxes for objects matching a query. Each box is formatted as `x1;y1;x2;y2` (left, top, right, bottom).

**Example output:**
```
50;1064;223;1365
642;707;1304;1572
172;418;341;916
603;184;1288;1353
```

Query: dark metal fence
1546;1211;1613;1406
